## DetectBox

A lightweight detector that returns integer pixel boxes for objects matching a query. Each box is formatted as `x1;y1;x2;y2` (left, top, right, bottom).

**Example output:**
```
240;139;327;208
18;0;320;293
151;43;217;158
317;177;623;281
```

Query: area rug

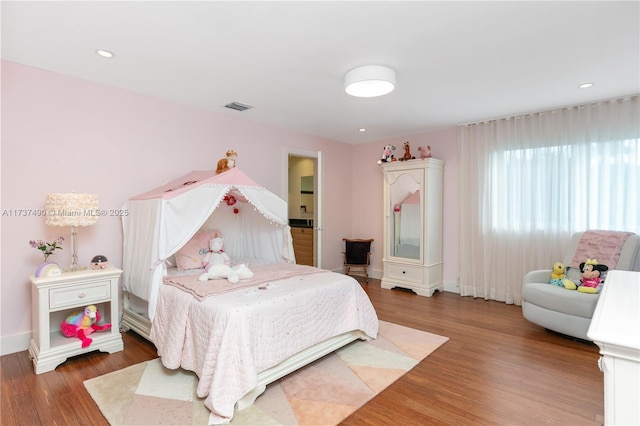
84;321;448;425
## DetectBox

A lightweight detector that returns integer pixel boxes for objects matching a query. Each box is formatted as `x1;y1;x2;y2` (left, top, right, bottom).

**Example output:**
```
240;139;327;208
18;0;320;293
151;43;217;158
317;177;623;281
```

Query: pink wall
1;61;459;353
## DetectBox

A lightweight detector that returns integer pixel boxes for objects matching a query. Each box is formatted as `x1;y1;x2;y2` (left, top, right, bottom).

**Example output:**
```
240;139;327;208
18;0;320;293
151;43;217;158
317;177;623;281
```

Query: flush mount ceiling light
345;65;396;97
95;49;114;58
579;82;594;89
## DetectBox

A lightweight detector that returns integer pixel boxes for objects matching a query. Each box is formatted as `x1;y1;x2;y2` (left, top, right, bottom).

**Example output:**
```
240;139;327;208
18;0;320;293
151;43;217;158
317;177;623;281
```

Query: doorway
284;148;322;267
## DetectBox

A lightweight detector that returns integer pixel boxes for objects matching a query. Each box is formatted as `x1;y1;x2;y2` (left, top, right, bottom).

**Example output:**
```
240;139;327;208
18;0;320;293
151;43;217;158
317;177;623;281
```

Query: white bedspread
150;267;379;424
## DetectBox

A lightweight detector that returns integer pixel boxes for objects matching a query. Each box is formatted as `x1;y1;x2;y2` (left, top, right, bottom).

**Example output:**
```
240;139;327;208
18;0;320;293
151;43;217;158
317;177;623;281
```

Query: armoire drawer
385;263;423;283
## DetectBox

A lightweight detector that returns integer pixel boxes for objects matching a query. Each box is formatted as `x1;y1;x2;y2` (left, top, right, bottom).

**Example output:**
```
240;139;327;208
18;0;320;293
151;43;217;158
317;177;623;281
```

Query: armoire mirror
389;172;421;260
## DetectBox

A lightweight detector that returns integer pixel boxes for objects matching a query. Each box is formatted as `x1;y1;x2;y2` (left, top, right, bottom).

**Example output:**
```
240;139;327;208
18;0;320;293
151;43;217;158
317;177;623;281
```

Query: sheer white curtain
458;95;639;305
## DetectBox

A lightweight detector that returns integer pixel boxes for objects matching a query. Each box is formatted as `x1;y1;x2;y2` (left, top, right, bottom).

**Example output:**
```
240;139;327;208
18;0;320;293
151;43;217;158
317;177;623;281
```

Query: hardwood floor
1;278;604;426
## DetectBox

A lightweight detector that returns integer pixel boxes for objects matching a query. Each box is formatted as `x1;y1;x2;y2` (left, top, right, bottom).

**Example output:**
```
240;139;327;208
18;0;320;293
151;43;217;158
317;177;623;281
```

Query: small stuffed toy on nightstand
60;305;112;348
577;259;608;293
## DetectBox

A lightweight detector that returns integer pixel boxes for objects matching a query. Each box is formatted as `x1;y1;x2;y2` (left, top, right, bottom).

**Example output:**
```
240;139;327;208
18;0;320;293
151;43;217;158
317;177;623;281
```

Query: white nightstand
29;267;124;374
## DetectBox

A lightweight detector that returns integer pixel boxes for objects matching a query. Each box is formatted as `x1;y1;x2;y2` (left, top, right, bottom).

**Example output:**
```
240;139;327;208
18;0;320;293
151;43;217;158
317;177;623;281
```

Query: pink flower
30;237;64;261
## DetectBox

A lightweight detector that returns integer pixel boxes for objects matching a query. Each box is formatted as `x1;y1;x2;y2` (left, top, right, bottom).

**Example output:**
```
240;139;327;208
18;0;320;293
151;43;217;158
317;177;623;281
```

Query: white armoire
381;159;444;297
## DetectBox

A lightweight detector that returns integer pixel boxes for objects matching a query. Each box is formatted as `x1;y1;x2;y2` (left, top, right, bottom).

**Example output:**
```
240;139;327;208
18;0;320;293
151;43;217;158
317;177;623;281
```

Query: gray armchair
522;231;640;340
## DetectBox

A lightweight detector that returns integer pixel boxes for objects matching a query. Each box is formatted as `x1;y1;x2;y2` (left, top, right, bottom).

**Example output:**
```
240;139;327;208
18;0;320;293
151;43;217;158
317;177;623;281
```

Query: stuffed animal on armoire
399;141;415;161
577;259;608;293
418;145;432;159
216;150;238;174
202;235;231;268
60;305;111;348
377;145;396;164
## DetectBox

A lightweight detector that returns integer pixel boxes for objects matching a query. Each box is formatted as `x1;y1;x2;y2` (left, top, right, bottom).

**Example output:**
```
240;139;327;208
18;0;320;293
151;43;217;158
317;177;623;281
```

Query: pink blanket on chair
570;230;634;269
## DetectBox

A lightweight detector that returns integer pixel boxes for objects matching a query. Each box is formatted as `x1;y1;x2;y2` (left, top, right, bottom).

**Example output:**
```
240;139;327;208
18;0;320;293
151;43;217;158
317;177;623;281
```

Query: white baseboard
443;279;459;294
1;332;31;356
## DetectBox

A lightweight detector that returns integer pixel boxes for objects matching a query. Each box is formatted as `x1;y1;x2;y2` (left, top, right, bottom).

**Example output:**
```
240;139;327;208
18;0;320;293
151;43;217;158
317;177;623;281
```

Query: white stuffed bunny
198;263;254;284
201;236;230;268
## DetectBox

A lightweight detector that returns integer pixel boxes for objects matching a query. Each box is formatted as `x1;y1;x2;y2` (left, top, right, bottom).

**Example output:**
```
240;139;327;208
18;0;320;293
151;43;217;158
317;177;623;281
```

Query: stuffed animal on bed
202;236;230;268
60;305;111;348
198;263;254;284
216;150;237;174
577;259;608;293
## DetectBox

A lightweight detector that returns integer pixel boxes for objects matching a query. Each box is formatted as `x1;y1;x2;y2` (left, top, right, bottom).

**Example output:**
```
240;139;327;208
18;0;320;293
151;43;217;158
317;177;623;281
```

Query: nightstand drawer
49;280;111;310
386;263;423;283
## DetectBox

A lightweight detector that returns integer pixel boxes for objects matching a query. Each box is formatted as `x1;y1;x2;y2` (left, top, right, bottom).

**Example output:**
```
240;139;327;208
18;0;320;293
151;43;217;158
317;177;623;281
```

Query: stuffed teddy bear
418;145;432;159
549;261;566;286
60;305;111;348
577;259;608;293
201;236;230;268
399;141;415;161
198;263;254;284
216;150;238;174
549;261;577;289
377;145;396;164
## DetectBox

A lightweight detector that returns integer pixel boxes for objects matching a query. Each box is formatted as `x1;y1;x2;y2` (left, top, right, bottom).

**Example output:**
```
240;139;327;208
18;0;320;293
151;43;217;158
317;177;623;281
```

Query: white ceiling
2;1;639;144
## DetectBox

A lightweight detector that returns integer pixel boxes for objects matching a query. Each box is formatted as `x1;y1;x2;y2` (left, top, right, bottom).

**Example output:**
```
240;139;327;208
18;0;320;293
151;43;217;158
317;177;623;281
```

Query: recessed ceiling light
96;50;114;58
579;83;593;89
359;128;366;132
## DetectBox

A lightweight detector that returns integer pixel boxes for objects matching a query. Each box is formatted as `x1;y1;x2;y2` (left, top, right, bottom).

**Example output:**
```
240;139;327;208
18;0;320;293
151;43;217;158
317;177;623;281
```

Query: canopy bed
121;167;378;424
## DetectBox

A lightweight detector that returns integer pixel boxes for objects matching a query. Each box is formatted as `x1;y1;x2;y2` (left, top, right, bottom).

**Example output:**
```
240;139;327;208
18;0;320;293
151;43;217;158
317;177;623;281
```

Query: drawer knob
78;292;86;299
402;270;406;274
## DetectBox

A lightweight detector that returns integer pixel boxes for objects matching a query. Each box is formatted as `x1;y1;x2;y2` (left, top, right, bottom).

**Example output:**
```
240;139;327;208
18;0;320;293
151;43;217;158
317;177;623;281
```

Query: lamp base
63;264;89;273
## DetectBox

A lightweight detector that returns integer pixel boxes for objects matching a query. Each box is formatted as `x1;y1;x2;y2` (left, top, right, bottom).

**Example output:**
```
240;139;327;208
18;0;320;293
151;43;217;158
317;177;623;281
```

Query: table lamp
45;193;99;271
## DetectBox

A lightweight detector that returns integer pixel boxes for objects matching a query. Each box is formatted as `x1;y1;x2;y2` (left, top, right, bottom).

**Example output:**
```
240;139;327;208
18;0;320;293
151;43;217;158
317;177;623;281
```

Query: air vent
224;102;252;112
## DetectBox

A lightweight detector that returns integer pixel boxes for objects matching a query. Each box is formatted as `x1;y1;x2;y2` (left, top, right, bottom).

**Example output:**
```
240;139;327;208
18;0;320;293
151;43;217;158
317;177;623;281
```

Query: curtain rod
458;93;638;127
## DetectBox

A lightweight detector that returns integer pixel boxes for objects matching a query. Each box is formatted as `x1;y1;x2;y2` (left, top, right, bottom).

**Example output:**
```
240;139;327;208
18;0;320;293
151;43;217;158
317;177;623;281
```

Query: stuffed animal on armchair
549;261;566;286
577;259;608;293
60;305;111;348
549;261;577;289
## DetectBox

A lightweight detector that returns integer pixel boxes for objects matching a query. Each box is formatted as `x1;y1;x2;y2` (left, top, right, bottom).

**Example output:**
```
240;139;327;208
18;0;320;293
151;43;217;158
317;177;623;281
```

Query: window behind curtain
491;138;639;233
458;95;639;305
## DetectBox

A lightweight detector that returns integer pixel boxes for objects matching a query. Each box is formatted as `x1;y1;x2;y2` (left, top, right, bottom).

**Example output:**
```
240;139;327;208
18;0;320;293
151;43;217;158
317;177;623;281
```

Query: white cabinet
381;159;444;297
29;267;124;374
587;270;640;425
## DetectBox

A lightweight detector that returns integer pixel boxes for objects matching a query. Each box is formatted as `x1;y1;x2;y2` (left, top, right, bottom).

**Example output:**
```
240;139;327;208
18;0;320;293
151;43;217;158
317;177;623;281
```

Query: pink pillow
175;229;222;271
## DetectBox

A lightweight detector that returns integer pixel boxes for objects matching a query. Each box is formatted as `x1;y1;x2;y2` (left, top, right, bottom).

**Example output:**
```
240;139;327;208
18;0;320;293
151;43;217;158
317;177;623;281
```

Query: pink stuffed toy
577;259;608;294
418;145;432;159
60;305;111;348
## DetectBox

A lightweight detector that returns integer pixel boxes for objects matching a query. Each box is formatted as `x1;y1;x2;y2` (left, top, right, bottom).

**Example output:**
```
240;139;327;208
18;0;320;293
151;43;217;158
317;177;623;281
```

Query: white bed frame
121;294;369;410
